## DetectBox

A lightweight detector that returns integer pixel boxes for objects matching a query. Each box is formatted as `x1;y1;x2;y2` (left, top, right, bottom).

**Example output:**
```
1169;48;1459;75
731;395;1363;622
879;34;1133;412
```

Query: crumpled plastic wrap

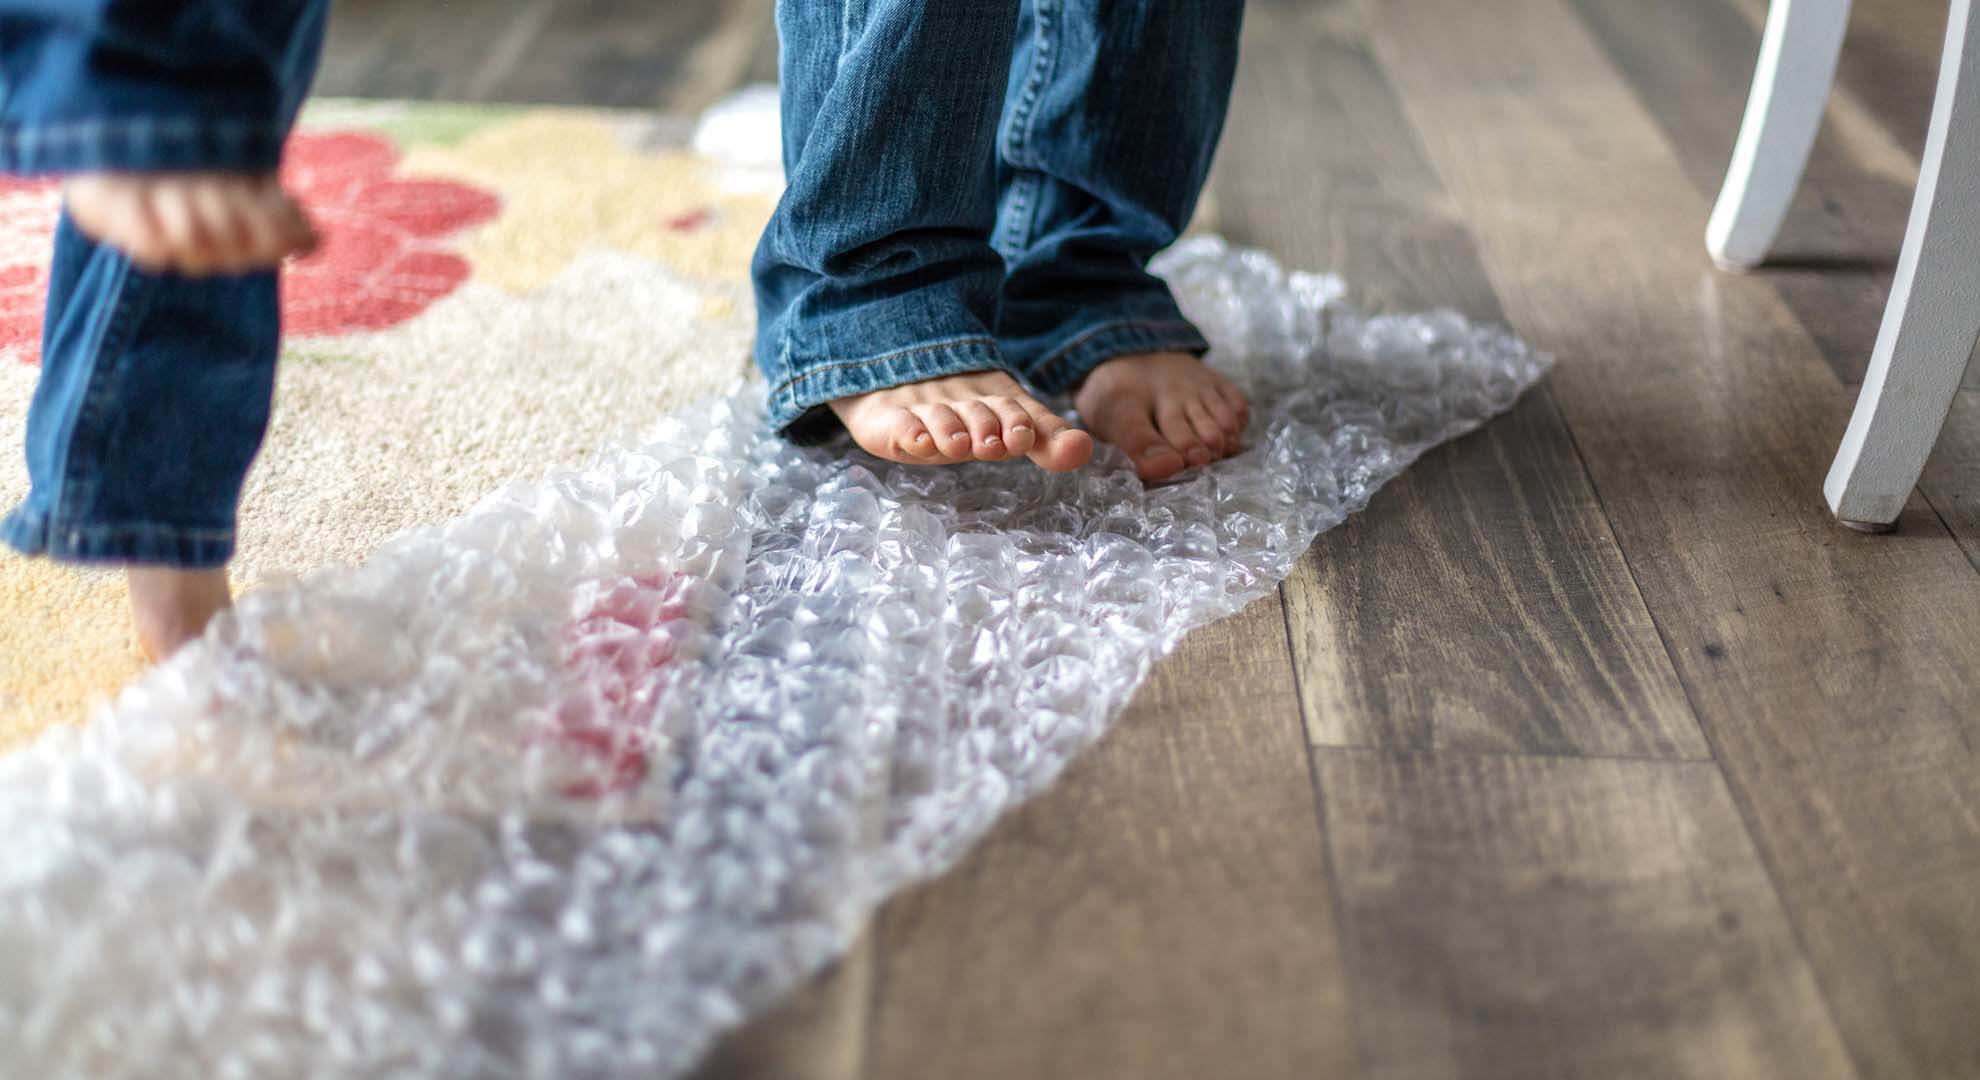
0;236;1550;1079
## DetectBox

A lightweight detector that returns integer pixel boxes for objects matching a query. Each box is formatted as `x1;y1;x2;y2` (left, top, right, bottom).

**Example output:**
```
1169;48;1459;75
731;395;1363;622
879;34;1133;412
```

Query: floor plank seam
1312;742;1719;766
1277;579;1374;1080
1910;486;1980;574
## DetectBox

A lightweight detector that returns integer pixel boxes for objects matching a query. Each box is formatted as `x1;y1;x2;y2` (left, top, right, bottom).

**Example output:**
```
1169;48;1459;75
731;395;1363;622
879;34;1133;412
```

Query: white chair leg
1825;0;1980;530
1705;0;1852;270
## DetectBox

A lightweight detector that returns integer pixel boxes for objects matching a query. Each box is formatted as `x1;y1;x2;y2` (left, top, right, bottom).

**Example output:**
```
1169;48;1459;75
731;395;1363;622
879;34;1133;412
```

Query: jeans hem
1026;319;1212;395
1;508;235;569
0;119;288;176
766;336;1011;433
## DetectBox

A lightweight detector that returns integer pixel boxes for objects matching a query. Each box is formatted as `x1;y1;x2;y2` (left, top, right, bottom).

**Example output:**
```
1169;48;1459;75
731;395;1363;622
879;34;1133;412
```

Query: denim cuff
1;506;235;569
1025;318;1213;396
0;118;289;176
766;336;1012;436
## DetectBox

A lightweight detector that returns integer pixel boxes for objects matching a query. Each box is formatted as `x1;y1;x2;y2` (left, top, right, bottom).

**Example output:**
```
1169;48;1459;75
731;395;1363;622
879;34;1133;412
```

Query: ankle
128;567;233;663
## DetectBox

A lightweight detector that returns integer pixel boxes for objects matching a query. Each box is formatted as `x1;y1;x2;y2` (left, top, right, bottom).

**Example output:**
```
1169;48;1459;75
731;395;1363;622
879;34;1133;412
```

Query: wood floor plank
319;0;738;108
1362;2;1980;1074
658;0;777;114
453;2;561;105
491;0;727;109
865;593;1359;1080
318;0;534;102
1721;0;1944;175
1220;0;1699;757
1919;391;1980;574
742;7;783;91
1318;750;1853;1080
1803;0;1950;160
688;939;871;1080
316;0;400;97
1217;1;1498;321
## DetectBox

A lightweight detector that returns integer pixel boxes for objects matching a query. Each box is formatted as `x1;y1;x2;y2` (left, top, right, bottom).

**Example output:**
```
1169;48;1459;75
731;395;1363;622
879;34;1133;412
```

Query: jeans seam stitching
52;256;145;537
0;120;288;173
1002;0;1055;173
838;0;865;66
0;119;284;145
998;1;1056;260
770;336;1002;398
39;520;237;542
998;173;1036;261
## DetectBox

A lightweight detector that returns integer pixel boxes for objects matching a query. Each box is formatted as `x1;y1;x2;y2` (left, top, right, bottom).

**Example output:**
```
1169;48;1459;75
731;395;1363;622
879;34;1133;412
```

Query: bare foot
1074;352;1250;482
65;173;318;276
128;567;232;663
829;369;1094;472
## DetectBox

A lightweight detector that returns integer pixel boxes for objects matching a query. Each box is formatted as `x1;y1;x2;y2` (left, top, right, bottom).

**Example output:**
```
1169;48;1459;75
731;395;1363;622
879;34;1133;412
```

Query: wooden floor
322;1;1980;1077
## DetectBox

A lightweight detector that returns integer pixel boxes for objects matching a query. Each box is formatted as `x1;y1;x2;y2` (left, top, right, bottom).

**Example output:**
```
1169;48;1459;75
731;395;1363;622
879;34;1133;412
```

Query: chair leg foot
1711;254;1760;273
1704;0;1852;268
1838;516;1899;534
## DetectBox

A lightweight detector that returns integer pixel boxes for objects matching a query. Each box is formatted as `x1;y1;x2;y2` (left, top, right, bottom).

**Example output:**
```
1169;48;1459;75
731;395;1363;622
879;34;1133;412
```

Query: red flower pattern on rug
280;131;499;337
0;131;500;365
0;179;60;366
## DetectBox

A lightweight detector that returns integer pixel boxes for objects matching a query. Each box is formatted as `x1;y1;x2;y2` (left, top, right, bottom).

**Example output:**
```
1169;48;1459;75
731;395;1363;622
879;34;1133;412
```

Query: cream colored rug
0;100;777;749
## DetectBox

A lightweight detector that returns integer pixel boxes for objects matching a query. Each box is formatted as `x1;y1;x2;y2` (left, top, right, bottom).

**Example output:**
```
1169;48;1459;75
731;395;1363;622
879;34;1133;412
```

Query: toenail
950;433;969;443
984;435;1002;446
1144;447;1174;460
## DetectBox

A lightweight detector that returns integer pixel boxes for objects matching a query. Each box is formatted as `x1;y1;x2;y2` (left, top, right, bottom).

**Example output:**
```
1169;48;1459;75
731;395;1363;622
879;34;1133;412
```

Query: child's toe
1034;427;1095;472
1184;400;1232;458
1203;392;1246;446
987;396;1037;455
912;403;974;462
1155;402;1211;466
1106;409;1185;480
1217;380;1250;418
1018;401;1087;471
953;399;1009;460
884;408;940;461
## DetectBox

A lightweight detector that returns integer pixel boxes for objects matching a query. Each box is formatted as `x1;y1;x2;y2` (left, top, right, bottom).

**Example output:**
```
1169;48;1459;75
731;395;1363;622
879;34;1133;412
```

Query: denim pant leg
0;1;328;568
0;1;325;174
753;0;1022;441
994;0;1245;396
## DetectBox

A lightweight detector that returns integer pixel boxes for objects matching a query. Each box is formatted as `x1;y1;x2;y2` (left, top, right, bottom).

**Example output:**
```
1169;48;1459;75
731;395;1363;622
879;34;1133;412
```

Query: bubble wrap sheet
0;237;1550;1078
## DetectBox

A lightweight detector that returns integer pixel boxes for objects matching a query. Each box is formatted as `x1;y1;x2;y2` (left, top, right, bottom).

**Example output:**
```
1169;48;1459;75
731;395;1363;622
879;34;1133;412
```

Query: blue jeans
0;0;328;568
754;0;1244;441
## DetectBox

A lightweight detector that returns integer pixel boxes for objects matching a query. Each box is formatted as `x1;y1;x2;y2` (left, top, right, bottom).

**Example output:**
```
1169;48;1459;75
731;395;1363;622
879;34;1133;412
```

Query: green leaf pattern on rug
301;99;523;147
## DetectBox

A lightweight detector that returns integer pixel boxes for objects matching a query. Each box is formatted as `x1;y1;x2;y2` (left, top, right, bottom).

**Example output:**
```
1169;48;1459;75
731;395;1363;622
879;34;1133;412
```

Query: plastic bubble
0;237;1547;1078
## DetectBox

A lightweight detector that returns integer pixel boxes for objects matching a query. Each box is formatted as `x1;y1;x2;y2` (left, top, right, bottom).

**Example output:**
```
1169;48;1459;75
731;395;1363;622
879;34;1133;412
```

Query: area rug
0;89;1551;1078
0;98;776;749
